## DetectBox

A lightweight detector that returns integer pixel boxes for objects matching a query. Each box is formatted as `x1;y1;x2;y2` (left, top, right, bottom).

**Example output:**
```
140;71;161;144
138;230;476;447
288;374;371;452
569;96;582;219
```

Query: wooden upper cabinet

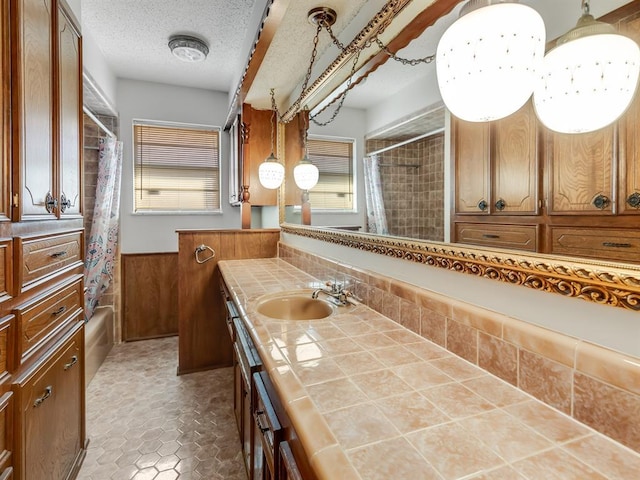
242;104;276;207
0;1;10;222
454;119;490;214
454;102;538;215
546;126;615;215
57;5;82;218
620;14;640;215
11;0;82;221
492;102;539;214
13;0;56;220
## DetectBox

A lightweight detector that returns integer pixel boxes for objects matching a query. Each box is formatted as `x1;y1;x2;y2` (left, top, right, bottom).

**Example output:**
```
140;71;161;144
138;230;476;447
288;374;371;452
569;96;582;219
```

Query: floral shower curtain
84;136;123;321
363;155;388;235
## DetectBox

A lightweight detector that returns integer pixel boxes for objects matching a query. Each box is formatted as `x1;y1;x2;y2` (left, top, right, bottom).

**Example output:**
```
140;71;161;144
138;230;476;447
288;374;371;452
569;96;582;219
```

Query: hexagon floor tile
77;336;246;480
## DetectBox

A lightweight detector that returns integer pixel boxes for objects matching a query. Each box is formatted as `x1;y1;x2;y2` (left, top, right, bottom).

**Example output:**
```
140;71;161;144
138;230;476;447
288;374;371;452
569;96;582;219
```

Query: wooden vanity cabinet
252;371;283;480
232;316;262;478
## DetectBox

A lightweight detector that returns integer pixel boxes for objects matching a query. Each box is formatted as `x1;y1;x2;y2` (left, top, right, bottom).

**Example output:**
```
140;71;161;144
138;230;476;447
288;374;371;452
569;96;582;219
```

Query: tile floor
77;336;246;480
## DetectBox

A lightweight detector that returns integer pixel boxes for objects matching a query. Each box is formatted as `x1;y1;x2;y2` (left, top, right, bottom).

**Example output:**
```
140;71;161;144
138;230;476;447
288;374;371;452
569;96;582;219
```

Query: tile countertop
219;258;640;480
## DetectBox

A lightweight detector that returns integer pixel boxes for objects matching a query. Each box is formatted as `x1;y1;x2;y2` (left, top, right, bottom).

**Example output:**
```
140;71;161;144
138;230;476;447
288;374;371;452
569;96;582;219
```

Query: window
306;136;354;210
133;121;220;212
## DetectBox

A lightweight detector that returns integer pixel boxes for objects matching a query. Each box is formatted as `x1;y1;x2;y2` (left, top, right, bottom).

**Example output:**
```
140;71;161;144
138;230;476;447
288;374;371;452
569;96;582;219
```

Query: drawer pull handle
64;355;78;370
51;306;67;316
592;194;610;210
482;234;500;239
627;192;640;208
602;242;632;248
50;251;68;258
0;467;13;480
256;411;270;433
33;386;53;407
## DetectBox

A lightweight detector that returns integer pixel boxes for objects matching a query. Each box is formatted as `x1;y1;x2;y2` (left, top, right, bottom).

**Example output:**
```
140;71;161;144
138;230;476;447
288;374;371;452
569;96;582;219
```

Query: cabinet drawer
13;277;83;362
455;223;538;252
16;230;83;292
550;227;640;263
0;392;12;473
0;316;14;381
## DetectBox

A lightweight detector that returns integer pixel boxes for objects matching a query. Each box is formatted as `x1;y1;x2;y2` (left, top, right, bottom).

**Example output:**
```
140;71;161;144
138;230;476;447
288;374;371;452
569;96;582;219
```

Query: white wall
306;106;367;228
82;28;117;108
365;71;442;134
281;233;640;358
117;79;240;253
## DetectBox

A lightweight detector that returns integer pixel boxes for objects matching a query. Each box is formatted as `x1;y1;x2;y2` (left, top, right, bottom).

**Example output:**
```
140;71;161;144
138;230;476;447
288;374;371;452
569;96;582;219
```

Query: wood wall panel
177;229;279;374
122;253;178;341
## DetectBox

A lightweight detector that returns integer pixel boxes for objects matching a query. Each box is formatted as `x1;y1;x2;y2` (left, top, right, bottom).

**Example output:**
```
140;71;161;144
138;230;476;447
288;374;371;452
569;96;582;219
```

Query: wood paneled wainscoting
122;252;179;341
177;229;280;375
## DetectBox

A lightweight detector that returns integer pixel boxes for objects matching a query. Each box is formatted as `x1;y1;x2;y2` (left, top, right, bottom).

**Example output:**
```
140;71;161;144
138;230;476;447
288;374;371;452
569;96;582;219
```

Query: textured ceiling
81;0;635;122
81;0;258;92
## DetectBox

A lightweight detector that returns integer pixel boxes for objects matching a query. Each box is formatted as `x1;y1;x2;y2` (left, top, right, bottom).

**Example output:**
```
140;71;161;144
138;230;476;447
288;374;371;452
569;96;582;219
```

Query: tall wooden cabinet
2;0;86;479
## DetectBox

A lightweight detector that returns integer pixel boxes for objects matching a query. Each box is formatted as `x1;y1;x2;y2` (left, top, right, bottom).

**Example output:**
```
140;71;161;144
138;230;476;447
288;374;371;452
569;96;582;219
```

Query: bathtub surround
279;242;640;454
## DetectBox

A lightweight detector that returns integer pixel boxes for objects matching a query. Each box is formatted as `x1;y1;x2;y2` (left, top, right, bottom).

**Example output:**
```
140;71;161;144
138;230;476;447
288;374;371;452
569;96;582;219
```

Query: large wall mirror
275;0;640;311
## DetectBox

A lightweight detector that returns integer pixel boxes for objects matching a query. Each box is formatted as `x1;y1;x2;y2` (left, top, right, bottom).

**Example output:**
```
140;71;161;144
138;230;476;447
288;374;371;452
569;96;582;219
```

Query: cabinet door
14;0;56;220
620;15;640;215
547;126;615;214
279;441;303;480
492;102;539;214
0;0;10;222
454;118;490;214
57;5;82;218
17;324;83;480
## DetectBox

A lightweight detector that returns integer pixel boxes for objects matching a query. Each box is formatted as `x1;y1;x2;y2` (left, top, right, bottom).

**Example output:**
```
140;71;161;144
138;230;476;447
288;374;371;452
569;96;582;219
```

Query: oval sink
255;292;334;320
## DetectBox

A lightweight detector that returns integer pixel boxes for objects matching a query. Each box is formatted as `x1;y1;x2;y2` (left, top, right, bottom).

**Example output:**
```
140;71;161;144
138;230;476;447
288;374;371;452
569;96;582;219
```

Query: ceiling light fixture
168;35;209;62
533;0;640;134
436;0;545;122
258;90;285;189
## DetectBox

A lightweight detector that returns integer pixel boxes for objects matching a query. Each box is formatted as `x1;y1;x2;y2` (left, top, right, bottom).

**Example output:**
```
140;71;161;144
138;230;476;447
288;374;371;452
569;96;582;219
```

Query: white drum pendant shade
534;33;640;134
258;154;285;189
293;159;319;191
436;2;545;122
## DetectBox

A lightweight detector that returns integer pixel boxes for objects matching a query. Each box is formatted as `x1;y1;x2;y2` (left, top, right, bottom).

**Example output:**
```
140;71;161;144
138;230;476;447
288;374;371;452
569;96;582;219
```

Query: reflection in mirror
364;103;445;241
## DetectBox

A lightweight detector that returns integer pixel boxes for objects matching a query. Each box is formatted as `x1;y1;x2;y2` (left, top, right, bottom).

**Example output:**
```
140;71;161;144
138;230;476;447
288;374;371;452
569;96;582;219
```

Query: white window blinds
133;122;220;212
307;138;354;210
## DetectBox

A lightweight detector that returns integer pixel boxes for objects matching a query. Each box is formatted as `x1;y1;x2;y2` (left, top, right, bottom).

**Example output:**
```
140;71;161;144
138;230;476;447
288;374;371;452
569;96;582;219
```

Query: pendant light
293;112;319;191
533;1;640;134
258;97;285;190
436;0;545;122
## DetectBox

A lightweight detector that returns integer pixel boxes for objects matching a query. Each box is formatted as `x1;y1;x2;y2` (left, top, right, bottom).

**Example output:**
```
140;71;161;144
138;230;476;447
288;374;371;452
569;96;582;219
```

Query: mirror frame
281;223;640;311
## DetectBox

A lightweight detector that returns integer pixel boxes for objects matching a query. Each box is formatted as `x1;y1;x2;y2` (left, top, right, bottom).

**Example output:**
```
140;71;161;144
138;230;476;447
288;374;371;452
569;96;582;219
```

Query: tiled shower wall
279;243;640;455
366;134;444;241
83;114;121;332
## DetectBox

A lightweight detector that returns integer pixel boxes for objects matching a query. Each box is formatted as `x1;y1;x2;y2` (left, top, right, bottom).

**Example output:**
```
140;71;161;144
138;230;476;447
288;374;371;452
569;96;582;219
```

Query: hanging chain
374;37;435;65
310;48;361;126
271;10;435;127
272;21;324;124
269;89;276;153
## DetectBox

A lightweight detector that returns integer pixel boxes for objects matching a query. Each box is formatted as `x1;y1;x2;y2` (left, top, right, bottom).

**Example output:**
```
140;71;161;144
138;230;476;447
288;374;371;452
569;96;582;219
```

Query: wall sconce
436;0;545;122
533;0;640;133
258;94;285;189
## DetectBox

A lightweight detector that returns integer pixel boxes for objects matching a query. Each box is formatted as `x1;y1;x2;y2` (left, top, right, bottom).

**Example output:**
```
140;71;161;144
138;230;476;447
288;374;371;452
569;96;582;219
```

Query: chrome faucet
311;281;353;306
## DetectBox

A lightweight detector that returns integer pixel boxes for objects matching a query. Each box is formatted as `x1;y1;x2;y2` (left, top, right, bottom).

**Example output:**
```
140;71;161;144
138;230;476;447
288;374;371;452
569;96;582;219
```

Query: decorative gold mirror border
281;224;640;311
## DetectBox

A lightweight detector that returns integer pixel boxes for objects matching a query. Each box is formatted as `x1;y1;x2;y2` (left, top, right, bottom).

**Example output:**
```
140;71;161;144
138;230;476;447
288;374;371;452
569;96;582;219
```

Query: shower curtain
84;136;123;321
363;155;388;235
